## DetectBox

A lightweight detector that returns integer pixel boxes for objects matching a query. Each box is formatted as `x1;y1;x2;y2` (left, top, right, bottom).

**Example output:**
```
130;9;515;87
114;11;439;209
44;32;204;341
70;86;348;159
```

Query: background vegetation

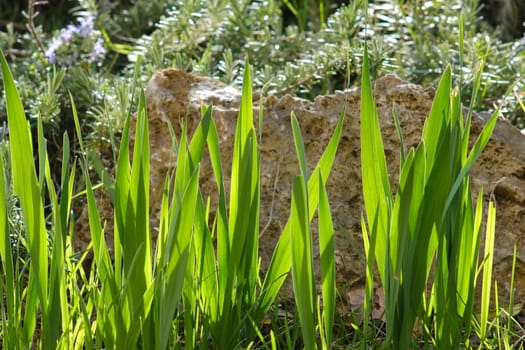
1;0;525;159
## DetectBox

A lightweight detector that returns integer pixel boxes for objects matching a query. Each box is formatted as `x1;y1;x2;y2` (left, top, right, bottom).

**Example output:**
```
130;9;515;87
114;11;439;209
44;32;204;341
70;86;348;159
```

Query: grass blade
290;113;317;349
291;113;308;180
290;175;316;350
360;47;392;286
157;165;200;349
479;200;496;340
1;48;48;345
0;142;17;348
318;171;335;349
257;107;345;323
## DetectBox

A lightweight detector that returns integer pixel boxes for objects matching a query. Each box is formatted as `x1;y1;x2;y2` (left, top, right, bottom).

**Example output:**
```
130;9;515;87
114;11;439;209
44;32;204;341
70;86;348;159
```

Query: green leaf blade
360;48;392;285
257;108;345;323
318;171;335;349
1;49;48;332
290;175;316;350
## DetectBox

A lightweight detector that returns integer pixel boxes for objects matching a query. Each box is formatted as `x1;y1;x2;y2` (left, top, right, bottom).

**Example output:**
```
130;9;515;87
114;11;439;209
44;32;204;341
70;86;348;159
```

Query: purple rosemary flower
45;14;106;67
45;39;60;64
89;37;106;63
59;24;76;42
78;15;95;38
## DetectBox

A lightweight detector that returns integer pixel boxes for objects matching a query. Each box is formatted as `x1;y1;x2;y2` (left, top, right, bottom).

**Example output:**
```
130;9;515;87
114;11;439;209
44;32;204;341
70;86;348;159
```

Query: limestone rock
144;69;525;303
78;68;525;305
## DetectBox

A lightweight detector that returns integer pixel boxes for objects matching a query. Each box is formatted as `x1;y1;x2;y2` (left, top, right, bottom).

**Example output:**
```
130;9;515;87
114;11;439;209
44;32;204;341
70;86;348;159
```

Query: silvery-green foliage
128;0;372;98
366;0;525;127
127;0;525;127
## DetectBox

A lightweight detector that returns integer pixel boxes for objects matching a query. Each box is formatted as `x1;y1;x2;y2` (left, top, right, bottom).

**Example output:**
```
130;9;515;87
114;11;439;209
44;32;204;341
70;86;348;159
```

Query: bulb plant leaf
318;170;336;350
257;105;345;326
3;36;506;347
1;49;49;347
290;174;317;349
360;45;498;349
0;131;16;348
288;113;338;350
290;113;316;349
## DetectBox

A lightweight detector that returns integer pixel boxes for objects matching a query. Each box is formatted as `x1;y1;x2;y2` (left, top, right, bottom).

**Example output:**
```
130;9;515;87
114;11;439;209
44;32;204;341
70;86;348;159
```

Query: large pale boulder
143;69;525;304
77;68;525;307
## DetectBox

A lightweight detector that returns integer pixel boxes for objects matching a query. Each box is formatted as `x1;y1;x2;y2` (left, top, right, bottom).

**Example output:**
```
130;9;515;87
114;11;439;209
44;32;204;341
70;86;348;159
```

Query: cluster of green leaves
2;41;524;348
1;49;82;349
2;0;525;347
0;48;346;348
359;38;516;347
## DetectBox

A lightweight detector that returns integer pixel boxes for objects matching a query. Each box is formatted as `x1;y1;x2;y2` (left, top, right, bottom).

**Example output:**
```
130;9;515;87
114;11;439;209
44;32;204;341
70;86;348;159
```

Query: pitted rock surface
144;69;525;303
77;69;525;305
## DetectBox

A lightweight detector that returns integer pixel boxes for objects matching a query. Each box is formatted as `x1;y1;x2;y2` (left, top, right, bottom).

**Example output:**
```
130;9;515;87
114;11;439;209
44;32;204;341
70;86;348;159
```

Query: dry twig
23;0;48;56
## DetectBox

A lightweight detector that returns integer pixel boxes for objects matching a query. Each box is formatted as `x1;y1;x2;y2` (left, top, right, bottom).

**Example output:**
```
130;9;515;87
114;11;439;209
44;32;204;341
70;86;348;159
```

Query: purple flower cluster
45;15;106;67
